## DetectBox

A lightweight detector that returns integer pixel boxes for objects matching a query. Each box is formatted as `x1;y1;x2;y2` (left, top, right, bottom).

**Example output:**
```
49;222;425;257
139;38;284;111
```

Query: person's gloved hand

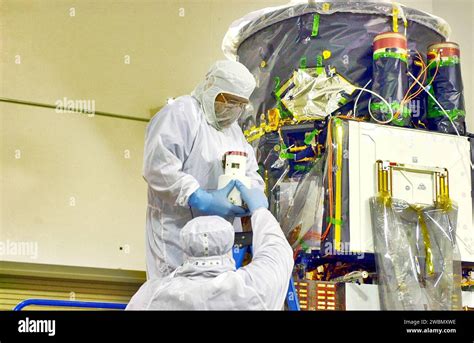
188;180;246;218
235;180;269;214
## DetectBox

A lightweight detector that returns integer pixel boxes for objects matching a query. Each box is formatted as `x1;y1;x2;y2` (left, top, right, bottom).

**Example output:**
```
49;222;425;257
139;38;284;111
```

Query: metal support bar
0;97;150;123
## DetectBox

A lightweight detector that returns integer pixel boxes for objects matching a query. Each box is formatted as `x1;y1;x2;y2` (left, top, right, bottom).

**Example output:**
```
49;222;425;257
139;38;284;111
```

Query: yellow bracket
244;126;265;143
244;107;324;143
376;160;452;277
289;146;308;153
334;119;344;252
392;5;399;33
376;160;450;205
435;172;452;210
392;3;408;34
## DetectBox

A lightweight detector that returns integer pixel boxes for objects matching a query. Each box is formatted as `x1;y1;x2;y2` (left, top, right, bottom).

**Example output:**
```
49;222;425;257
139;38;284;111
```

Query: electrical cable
352;79;372;118
408;71;474;170
394;51;432;121
353;87;395;124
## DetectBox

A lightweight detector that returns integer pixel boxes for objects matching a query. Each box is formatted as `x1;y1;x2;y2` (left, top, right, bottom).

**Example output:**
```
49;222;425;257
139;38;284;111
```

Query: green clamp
316;55;323;68
304;129;320;145
326;217;343;226
294;165;312;172
280;152;296;160
312;14;320;37
273;76;281;93
300;56;307;69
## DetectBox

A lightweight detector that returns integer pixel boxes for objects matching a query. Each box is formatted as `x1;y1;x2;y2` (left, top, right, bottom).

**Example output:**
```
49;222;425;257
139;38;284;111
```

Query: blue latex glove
235;180;269;214
188;180;246;218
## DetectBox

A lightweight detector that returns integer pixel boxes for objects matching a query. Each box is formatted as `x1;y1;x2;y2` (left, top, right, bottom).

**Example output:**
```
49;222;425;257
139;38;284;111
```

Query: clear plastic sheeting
422;206;463;310
280;67;356;120
224;1;448;126
223;1;450;60
369;198;426;310
271;176;296;223
370;196;462;310
279;156;326;252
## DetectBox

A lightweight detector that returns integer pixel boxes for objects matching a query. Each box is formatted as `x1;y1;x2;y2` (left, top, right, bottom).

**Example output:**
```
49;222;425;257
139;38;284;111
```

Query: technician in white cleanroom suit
143;60;264;279
126;182;294;310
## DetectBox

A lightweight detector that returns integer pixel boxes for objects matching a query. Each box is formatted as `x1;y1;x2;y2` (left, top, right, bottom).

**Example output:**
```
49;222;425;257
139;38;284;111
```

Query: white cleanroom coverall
126;209;294;310
143;60;264;278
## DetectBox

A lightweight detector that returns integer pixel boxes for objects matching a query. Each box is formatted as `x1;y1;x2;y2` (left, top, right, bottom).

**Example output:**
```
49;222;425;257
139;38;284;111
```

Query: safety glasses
215;93;248;110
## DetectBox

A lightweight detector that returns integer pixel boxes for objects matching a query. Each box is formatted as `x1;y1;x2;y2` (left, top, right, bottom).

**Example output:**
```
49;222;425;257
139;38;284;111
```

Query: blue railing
14;247;299;311
13;299;127;311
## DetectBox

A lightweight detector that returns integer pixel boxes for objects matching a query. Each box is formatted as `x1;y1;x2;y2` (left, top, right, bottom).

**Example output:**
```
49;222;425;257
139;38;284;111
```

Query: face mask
214;101;246;129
